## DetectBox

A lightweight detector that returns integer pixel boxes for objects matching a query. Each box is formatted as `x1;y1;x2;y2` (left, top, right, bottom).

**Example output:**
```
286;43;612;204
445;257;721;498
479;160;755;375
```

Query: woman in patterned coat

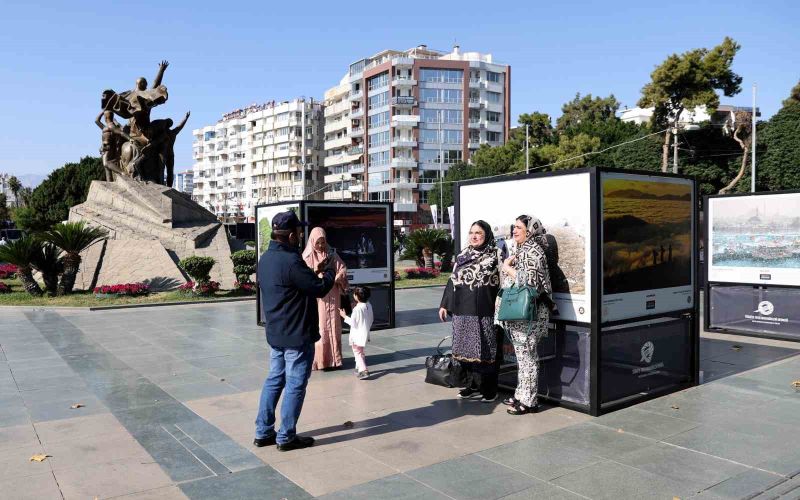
438;220;501;402
498;215;552;415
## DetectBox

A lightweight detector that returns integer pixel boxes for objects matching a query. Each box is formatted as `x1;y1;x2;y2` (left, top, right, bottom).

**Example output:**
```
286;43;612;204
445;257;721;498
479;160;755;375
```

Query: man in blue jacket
254;210;335;451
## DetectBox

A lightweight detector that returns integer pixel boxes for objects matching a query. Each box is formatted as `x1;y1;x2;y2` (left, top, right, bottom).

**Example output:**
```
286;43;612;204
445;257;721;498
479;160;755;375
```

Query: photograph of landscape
602;177;693;295
709;193;800;285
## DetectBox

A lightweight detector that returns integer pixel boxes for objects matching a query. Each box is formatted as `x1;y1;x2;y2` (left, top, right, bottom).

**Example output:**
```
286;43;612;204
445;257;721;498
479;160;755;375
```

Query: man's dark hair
271;229;291;242
353;286;371;302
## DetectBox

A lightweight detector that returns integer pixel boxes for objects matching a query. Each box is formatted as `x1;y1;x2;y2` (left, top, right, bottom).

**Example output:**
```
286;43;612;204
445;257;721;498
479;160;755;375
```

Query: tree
757;101;800;191
43;221;108;295
8;176;22;208
0;236;44;296
14;156;104;231
31;241;63;296
638;37;743;172
556;93;621;132
783;79;800;107
401;229;451;269
719;111;753;193
0;194;8;222
611;131;663;171
539;133;601;170
513;112;555;148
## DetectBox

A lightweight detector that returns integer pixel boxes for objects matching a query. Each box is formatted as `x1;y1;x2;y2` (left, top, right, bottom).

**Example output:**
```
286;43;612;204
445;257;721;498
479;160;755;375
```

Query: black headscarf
451;220;499;290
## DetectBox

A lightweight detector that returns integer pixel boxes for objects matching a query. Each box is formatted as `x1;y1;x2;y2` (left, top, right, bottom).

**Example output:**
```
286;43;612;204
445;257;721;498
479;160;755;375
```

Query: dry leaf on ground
670;405;680;410
70;403;84;409
731;345;742;351
29;454;51;462
343;421;354;428
791;380;800;389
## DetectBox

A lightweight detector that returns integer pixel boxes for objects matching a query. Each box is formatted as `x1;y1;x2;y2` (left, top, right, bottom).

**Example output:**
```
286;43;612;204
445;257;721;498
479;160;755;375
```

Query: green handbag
497;285;539;322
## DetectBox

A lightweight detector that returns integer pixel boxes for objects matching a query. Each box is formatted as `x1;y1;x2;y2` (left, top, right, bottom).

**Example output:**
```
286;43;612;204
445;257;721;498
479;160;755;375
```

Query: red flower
93;282;150;296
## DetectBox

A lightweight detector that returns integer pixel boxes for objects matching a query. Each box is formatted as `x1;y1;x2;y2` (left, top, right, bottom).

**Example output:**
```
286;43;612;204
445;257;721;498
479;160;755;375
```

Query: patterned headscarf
514;215;552;294
451;220;500;290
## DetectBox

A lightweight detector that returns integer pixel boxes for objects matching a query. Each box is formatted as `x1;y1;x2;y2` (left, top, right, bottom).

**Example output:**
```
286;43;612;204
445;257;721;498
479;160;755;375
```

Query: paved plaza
1;287;800;499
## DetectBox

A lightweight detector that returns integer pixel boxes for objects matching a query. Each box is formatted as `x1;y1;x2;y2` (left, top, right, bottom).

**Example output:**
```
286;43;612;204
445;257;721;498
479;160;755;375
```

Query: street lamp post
439;110;444;227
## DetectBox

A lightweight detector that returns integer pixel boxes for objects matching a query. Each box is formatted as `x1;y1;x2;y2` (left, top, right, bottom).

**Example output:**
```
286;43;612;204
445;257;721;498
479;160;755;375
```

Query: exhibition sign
600;172;695;322
256;203;299;257
707;192;800;287
709;285;800;340
458;172;593;323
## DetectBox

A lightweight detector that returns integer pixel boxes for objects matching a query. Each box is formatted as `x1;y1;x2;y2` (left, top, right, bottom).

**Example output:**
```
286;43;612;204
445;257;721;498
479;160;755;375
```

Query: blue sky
1;0;797;179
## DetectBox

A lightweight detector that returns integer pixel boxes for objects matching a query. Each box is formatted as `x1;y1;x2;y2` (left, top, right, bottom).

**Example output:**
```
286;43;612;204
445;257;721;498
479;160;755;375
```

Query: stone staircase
70;177;236;290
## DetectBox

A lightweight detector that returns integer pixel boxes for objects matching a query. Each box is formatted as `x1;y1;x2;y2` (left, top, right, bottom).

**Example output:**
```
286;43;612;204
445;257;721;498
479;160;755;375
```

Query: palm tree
401;228;451;269
0;236;44;296
44;221;107;295
8;176;22;208
31;241;63;296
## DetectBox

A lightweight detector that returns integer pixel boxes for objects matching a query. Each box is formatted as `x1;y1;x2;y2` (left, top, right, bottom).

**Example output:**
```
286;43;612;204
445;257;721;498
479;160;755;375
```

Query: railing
391;96;417;106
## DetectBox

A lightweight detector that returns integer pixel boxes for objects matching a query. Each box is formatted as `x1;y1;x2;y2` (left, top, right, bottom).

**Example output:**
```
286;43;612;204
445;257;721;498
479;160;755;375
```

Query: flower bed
0;282;12;294
0;264;18;280
234;281;256;294
178;280;221;296
93;282;150;297
405;267;441;279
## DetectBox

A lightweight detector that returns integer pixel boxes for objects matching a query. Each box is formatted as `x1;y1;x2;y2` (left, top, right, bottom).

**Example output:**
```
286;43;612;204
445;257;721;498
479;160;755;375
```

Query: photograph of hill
602;177;693;295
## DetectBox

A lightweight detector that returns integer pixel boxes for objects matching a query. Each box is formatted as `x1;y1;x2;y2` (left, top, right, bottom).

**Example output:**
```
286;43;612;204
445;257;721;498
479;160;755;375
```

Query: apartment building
191;99;324;222
173;170;194;195
322;44;510;229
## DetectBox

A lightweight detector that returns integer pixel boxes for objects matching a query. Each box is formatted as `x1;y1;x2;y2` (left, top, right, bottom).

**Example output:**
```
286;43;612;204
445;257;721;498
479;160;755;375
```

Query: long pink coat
303;227;349;370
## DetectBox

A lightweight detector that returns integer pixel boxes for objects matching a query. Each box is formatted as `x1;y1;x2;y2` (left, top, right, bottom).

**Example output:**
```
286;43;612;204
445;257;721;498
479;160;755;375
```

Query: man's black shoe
277;435;315;452
253;435;276;447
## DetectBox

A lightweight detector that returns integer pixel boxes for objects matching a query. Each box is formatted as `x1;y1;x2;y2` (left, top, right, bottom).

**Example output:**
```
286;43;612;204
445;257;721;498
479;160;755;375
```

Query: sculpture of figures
94;108;131;182
97;60;189;186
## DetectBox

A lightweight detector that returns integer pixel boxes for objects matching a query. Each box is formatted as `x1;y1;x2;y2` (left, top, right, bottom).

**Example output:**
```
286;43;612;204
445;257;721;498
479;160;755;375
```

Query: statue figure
94;108;131;182
97;60;190;185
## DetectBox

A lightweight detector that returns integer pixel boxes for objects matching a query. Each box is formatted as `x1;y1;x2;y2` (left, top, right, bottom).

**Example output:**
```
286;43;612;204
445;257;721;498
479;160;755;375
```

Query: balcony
392;77;416;87
391;157;417;169
349;146;364;156
349;127;364;138
468;140;481;149
348;183;364;192
391;115;420;127
468;98;481;108
349;90;363;101
469;78;482;88
324;190;352;201
391;96;417;107
350;107;364;119
324;136;351;151
394;202;417;212
391;138;417;148
394;178;418;189
392;57;413;67
324;172;352;184
468;119;482;128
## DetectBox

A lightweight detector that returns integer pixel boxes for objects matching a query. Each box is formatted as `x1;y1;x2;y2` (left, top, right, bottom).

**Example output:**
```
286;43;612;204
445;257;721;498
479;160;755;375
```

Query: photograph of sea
709;193;800;285
602;177;693;295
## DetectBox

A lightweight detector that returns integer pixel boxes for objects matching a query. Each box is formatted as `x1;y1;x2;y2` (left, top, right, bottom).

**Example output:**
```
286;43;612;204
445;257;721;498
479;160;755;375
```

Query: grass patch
0;279;254;308
395;274;449;289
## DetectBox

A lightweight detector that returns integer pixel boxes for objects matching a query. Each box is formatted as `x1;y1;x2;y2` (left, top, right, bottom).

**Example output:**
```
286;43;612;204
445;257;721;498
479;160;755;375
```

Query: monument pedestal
69;176;236;291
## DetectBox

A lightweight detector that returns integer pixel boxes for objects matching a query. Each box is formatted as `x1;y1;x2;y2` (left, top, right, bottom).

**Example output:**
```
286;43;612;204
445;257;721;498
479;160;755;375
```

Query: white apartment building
322;45;510;229
0;174;18;207
173;170;194;195
191;99;324;222
621;104;758;128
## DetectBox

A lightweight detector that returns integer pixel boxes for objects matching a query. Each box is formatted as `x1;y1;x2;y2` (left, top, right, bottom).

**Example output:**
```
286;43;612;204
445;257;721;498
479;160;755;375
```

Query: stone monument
70;61;235;290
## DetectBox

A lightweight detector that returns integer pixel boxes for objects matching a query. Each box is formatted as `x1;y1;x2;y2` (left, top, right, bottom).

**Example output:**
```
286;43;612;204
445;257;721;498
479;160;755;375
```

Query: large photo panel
708;192;800;287
458;172;592;323
601;172;694;322
304;203;392;284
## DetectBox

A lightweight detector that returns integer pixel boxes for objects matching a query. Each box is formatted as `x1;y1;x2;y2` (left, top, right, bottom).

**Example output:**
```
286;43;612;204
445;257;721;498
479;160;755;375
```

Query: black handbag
424;337;466;388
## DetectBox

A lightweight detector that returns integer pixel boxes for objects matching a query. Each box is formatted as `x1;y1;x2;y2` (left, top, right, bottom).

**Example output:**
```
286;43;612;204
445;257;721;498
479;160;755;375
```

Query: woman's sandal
502;397;519;407
506;402;539;415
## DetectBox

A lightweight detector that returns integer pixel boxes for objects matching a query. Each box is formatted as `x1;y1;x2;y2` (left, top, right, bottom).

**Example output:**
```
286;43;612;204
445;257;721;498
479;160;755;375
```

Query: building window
368;131;390;147
486;91;501;103
276;112;289;121
368;111;389;128
487;131;502;142
486;111;501;123
445;109;462;124
419;69;463;83
420;89;463;104
419;190;429;204
368;73;389;91
421;109;438;123
368;171;390;186
443;130;463;144
204;131;215;140
368;151;389;167
368;91;389;110
420;129;439;143
487;71;502;83
276;127;289;136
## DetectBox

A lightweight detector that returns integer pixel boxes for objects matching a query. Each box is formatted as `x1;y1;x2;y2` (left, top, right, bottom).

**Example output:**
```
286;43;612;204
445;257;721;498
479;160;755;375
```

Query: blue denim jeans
255;342;315;444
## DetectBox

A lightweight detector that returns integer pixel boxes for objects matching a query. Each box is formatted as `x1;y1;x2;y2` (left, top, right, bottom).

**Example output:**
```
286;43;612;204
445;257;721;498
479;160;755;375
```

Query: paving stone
551;460;698;500
319;474;450;500
179;466;311;500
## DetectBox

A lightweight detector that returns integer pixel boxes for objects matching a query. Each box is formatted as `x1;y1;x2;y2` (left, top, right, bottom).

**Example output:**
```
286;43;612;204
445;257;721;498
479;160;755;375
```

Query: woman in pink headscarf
303;227;349;370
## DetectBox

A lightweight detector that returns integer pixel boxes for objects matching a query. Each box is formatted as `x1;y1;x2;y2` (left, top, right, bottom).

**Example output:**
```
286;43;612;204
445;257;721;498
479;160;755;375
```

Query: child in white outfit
339;286;374;380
